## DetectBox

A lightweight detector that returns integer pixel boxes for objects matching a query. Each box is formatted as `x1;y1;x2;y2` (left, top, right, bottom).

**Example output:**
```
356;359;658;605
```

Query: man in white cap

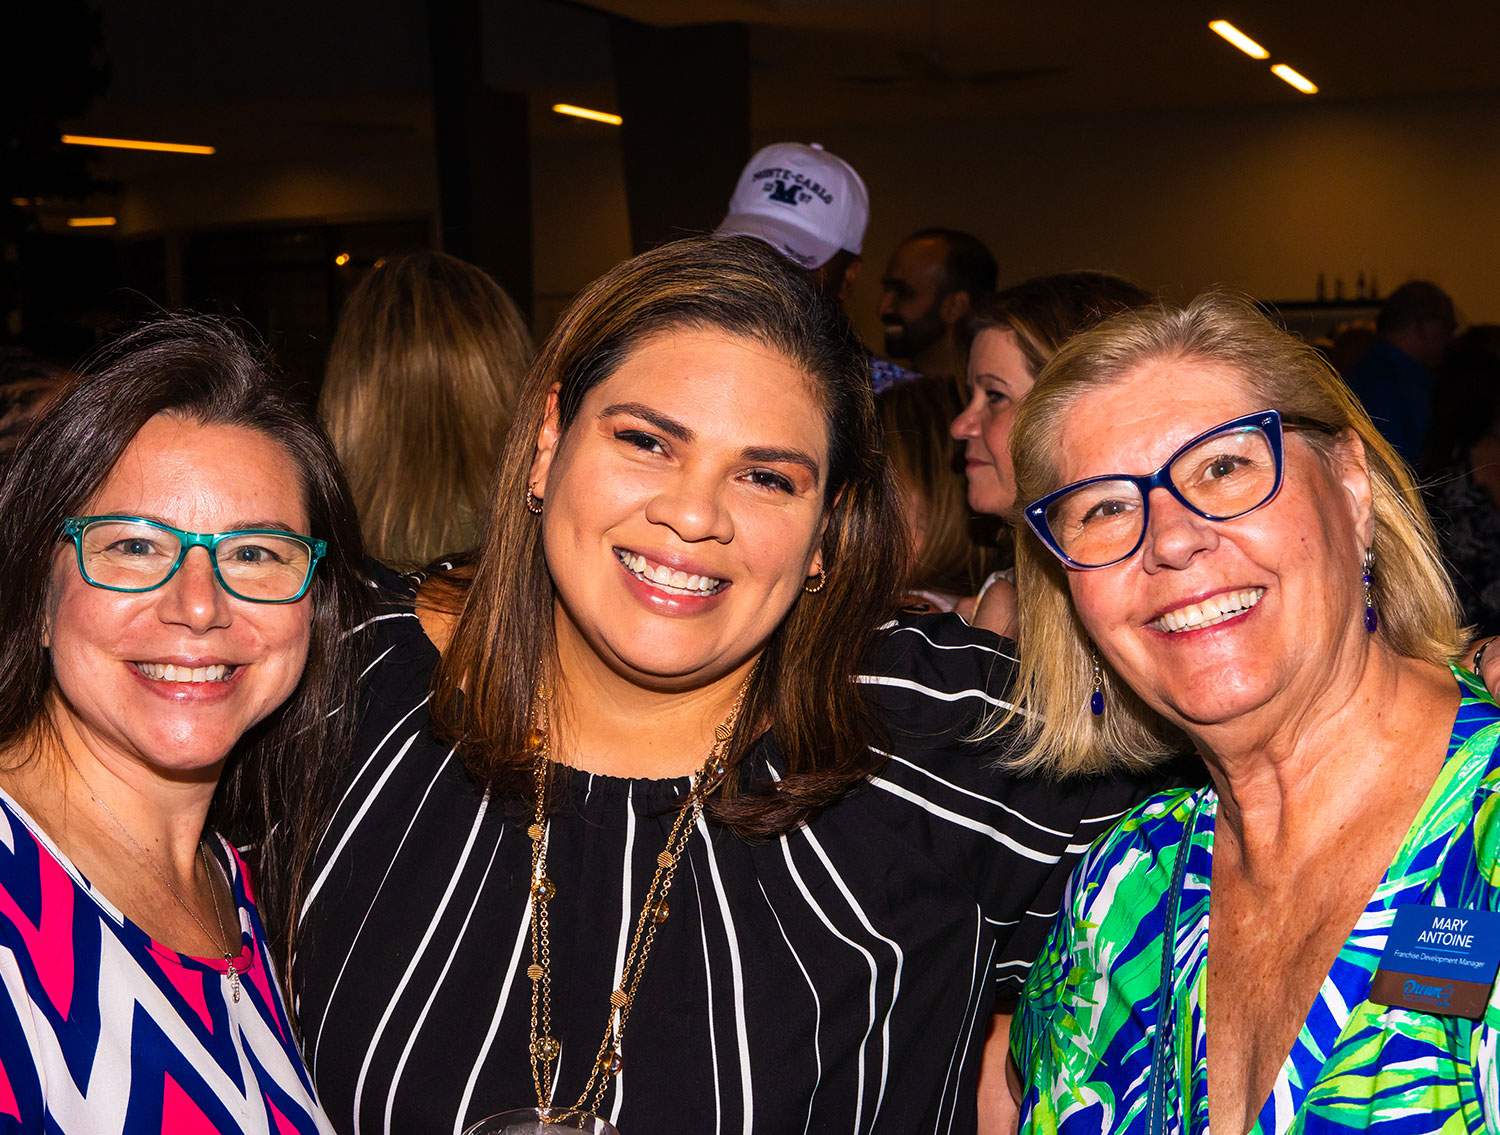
715;142;918;391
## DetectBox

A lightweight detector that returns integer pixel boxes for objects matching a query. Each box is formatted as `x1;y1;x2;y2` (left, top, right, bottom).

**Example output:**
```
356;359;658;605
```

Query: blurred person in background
1008;293;1498;1133
878;373;995;612
1422;325;1500;636
318;251;532;570
0;346;68;475
1329;320;1379;379
1347;280;1458;466
0;317;369;1132
714;140;920;391
951;271;1154;637
879;228;997;380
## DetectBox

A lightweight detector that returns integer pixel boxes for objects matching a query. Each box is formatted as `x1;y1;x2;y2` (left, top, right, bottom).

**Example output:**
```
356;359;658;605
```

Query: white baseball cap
714;142;869;270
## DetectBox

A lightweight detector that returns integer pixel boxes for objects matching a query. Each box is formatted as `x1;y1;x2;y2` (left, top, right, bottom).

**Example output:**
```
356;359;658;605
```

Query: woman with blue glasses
1004;293;1500;1133
0;317;366;1132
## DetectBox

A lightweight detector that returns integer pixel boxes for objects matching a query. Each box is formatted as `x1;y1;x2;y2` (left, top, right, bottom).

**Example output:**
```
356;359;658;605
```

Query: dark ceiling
51;1;1500;192
591;0;1500;127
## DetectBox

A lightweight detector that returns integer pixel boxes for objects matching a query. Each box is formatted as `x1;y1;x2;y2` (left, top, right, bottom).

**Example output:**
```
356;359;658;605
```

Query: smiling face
45;414;315;778
951;327;1036;516
1058;357;1372;732
878;236;950;359
531;328;830;690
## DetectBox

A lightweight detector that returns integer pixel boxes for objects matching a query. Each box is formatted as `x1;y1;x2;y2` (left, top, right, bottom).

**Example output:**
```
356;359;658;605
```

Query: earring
1362;547;1378;634
1090;649;1105;717
525;487;543;515
802;567;827;594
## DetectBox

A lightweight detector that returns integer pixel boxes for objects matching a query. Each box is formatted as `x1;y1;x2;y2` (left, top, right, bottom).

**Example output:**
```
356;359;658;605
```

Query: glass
1023;409;1334;570
60;515;326;603
463;1110;619;1135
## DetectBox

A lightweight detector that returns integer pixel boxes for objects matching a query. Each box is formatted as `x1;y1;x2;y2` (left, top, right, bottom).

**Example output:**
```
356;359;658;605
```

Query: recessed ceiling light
67;216;117;228
1208;20;1269;60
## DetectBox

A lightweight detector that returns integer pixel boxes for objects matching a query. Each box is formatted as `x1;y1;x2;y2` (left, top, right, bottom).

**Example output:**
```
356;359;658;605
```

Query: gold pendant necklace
516;664;755;1127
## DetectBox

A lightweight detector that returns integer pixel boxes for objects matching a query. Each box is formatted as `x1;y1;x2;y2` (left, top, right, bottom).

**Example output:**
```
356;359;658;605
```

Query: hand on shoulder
970;577;1018;640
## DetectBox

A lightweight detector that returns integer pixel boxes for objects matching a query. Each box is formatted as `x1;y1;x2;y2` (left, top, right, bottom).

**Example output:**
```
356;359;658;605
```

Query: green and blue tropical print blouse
1014;667;1500;1134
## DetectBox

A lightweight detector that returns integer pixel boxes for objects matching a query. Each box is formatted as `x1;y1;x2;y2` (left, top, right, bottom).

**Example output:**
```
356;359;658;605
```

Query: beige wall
822;90;1500;349
111;88;1500;348
531;133;633;335
526;91;1500;347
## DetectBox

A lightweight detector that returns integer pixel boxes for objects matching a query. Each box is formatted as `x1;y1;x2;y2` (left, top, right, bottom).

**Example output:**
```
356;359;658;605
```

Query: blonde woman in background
319;250;532;568
951;271;1153;636
877;373;996;611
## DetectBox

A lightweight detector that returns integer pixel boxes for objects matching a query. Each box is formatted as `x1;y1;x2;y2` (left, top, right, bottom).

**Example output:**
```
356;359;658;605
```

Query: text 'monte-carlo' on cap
713;142;870;270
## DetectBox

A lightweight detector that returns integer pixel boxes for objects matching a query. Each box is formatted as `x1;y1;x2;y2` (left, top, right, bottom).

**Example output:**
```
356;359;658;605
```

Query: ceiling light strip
60;134;216;155
1208;20;1269;60
551;103;623;126
67;216;118;228
1270;64;1319;94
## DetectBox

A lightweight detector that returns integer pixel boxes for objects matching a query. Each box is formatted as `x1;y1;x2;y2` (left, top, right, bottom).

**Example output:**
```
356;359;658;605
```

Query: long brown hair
432;236;908;836
878;374;993;594
319;251;532;568
0;315;371;978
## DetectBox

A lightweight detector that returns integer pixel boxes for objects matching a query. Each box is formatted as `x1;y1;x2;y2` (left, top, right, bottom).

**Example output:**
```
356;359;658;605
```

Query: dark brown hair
963;270;1154;375
432;236;907;836
0;314;371;974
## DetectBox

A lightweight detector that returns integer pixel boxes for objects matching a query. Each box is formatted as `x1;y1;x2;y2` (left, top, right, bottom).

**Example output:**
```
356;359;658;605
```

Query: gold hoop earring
802;567;827;594
525;487;543;515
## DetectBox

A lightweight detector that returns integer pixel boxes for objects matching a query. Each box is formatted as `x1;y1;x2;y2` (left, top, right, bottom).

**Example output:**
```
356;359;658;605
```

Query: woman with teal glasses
0;317;367;1132
1005;292;1500;1133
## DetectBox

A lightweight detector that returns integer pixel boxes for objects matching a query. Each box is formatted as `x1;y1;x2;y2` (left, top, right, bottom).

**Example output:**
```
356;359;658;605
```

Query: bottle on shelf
1316;272;1327;302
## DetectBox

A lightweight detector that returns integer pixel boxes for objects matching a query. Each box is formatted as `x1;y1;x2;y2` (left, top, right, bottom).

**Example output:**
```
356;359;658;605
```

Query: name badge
1370;904;1500;1019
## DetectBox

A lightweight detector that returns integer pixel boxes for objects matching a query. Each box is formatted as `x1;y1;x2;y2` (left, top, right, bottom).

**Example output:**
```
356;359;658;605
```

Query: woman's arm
1469;635;1500;695
978;1012;1020;1134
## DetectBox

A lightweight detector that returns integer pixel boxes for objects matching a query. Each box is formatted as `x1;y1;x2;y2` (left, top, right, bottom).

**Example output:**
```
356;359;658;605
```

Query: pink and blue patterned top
0;790;333;1134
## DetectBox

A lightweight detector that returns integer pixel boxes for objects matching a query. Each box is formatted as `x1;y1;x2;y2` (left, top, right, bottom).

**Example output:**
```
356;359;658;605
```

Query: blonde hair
319;251;532;568
1004;292;1463;776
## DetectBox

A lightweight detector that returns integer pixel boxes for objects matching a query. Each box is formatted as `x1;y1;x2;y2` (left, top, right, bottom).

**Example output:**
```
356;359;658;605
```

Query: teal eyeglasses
60;515;326;604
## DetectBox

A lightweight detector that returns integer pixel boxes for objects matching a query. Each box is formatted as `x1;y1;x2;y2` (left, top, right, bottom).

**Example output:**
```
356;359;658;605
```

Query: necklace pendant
463;1109;619;1134
225;957;241;1004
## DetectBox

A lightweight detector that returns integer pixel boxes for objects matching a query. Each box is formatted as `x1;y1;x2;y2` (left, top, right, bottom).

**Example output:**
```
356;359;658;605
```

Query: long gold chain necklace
65;756;242;1003
524;666;755;1122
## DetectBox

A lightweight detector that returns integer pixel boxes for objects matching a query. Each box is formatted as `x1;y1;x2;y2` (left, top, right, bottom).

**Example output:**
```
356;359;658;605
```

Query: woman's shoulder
1063;784;1205;901
1447;668;1500;861
860;611;1019;729
347;560;442;707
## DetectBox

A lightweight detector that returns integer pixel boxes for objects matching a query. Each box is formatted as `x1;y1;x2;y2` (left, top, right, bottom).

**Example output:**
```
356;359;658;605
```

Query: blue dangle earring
1090;649;1105;717
1362;548;1379;633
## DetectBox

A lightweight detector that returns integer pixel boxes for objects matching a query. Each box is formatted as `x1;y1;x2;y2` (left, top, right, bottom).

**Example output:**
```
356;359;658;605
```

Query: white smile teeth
1151;588;1265;633
615;549;725;596
135;662;235;683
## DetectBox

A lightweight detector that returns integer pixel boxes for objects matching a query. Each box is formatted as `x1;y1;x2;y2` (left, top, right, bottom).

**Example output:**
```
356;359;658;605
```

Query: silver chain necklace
66;761;242;1003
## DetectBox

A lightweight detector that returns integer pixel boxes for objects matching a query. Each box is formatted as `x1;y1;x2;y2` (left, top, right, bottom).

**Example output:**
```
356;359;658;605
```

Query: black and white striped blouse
294;587;1155;1135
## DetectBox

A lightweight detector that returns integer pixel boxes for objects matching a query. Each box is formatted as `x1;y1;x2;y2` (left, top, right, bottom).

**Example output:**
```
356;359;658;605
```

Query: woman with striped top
292;237;1155;1134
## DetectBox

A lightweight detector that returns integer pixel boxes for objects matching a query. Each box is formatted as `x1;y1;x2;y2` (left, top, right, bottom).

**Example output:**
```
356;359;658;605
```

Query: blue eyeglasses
60;515;326;604
1023;409;1337;570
